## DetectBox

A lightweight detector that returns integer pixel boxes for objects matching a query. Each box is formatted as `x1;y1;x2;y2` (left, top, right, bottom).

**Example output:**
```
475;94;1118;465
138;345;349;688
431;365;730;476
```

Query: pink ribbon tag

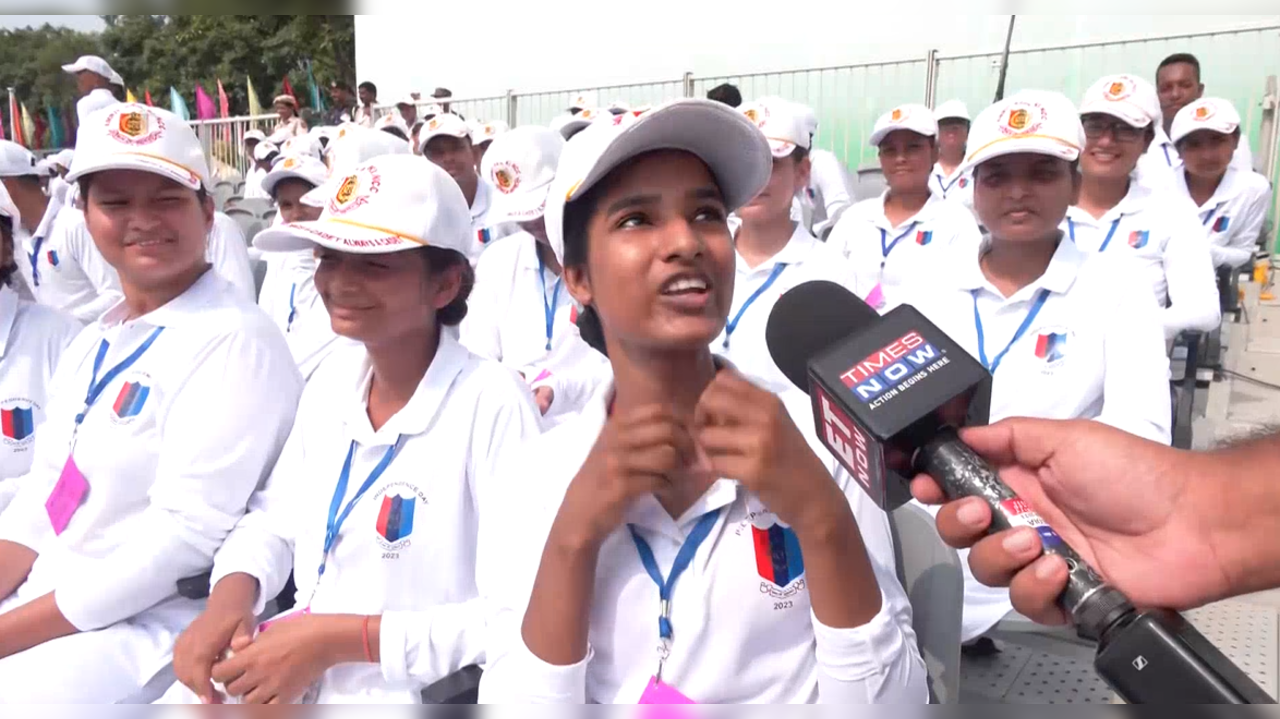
46;455;89;536
639;676;696;705
531;368;552;384
865;283;885;310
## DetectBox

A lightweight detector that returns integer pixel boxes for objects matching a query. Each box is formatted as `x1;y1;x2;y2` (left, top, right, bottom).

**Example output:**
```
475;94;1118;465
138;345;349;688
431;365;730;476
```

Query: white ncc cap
544;98;771;266
66;103;210;190
1171;97;1242;144
869;104;939;147
416;113;471;153
0;140;39;177
471;120;510;145
253;141;280;162
61;55;115;81
243;129;267;144
934;100;971;122
1078;74;1160;128
741;98;811;158
303;124;411;208
480;126;566;225
254;154;473;257
962;90;1084;173
261;154;329;197
550;108;605;140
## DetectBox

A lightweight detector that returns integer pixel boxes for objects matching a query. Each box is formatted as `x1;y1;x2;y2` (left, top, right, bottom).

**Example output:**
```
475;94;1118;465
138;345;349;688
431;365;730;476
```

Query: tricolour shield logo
753;523;805;588
377;494;416;544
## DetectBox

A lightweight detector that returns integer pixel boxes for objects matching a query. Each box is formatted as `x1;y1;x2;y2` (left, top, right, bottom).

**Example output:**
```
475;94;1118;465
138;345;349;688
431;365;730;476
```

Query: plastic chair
212;183;236;211
889;502;965;704
853;164;887;202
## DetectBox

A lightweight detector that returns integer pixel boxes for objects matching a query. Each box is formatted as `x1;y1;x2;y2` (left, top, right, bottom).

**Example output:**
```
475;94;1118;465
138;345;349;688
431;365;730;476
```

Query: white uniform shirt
0;270;301;649
0;286;81;511
928;162;975;211
75;88;119;127
477;383;926;704
208;336;541;703
466;179;517;264
460;232;611;426
12;195;66;304
1171;167;1273;270
257;249;350;381
208;212;257;303
1137;124;1254;192
713;223;859;395
804;149;854;237
902;237;1171;639
242;167;271;201
24;206;123;323
827;191;982;312
1062;182;1220;339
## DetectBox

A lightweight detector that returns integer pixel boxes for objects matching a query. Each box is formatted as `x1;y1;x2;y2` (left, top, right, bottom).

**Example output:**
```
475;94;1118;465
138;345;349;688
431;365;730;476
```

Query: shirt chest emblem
1128;230;1149;249
373;481;429;556
737;509;807;601
110;378;153;424
0;398;40;446
1033;326;1072;370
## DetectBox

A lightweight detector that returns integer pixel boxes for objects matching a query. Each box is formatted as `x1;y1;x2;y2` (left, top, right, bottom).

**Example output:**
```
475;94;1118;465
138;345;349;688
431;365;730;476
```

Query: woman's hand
533;386;554;416
210;613;338;704
694;369;846;534
174;604;257;703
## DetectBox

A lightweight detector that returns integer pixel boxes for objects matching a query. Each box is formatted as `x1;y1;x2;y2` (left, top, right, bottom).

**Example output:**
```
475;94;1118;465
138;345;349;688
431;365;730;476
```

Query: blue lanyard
934;172;960;196
536;252;563;352
318;436;405;583
28;235;46;288
1200;201;1226;227
630;510;722;645
286;283;298;333
722;263;787;350
1067;216;1122;252
75;327;165;428
971;289;1050;375
879;222;920;268
1162;145;1175;168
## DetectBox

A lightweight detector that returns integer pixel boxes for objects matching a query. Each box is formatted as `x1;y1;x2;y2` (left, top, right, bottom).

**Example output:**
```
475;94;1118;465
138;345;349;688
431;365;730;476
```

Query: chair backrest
889;501;965;704
212;185;236;211
853;164;887;202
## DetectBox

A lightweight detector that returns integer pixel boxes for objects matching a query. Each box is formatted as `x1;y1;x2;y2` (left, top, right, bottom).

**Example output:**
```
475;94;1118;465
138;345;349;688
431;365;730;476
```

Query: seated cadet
256;153;352;381
161;155;542;704
478;99;926;704
792;103;854;238
1169;97;1274;271
418;113;516;263
929;100;975;211
241;130;271;200
902;89;1171;645
827;104;982;312
0;184;81;514
0;103;302;704
1063;75;1219;340
207;211;256;303
0;141;122;323
715;98;859;394
462;126;611;427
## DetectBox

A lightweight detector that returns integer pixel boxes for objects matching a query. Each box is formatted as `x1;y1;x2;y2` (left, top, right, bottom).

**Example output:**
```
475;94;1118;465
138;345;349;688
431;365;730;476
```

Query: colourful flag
45;106;63;148
195;84;216;120
126;88;137;103
144;89;153;107
216;80;230;119
246;76;262;116
282;76;296;103
169;87;190;121
305;61;325;112
19;103;34;148
32;108;46;149
8;91;22;147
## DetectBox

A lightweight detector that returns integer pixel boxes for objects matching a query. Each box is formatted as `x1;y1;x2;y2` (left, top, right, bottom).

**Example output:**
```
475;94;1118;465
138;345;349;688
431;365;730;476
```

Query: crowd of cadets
0;49;1271;705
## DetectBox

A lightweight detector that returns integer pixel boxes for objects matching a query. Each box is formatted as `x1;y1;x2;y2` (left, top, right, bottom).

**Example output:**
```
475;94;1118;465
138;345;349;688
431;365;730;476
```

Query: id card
639;676;696;705
46;455;89;535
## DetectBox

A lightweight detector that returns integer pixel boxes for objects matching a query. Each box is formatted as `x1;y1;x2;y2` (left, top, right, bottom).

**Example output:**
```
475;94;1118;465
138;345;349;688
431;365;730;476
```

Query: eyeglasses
1081;117;1144;143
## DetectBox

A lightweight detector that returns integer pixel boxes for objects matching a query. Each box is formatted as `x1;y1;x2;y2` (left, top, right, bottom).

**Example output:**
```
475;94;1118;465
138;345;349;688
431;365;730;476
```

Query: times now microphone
765;280;1274;705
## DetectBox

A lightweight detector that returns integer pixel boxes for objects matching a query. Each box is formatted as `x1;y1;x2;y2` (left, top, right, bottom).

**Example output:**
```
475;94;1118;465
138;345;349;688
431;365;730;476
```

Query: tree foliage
0;15;355;116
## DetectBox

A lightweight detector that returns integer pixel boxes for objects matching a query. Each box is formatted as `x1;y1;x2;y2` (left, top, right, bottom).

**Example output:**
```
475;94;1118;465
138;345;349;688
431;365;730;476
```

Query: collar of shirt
341;331;469;446
732;221;817;276
1065;181;1155;226
868;190;949;231
1175;166;1245;211
95;268;225;330
954;233;1087;301
931;162;969;184
0;285;18;359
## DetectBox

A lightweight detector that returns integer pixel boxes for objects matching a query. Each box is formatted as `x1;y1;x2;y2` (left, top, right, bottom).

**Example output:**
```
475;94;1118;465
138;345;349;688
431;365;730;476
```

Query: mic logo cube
812;382;883;498
839;331;942;403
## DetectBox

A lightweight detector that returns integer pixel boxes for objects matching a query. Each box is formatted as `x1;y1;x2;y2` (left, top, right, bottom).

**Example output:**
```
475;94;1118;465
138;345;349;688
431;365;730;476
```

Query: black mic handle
915;427;1134;642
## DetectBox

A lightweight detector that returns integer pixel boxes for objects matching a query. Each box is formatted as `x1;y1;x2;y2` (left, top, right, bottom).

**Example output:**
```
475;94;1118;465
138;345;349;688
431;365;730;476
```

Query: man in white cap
61;55;121;131
1169;97;1274;270
1066;75;1219;340
791;101;853;239
375;112;412;143
929;100;974;210
0;140;120;319
418;113;515;263
393;95;424;152
241;130;269;199
242;141;279;200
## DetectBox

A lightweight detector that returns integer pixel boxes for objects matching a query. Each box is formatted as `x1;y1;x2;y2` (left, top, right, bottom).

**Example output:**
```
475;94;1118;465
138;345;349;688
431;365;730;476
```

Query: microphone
765;280;1274;705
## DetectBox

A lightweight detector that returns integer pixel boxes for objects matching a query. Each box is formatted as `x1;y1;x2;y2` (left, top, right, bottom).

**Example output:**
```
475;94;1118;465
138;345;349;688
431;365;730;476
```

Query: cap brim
568;102;771;214
262;169;323;197
961;137;1081;174
253;219;424;254
767;139;798;158
488;183;552;225
1079;103;1151;128
417;129;469;152
66;154;205;190
935;114;971;122
61;62;85;74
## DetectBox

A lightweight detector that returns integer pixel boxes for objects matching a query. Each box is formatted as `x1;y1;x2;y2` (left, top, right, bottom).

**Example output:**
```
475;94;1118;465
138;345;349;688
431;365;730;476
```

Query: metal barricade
189;113;278;180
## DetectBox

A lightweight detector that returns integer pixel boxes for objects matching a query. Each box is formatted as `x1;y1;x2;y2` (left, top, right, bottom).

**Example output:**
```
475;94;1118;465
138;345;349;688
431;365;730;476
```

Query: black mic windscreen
765;281;880;392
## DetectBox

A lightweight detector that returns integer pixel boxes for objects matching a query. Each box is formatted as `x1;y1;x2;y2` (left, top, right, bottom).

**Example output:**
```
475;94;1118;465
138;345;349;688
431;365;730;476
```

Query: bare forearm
319;615;380;665
208;572;260;615
520;520;599;666
1199;432;1280;597
0;540;36;602
0;593;76;659
794;493;883;629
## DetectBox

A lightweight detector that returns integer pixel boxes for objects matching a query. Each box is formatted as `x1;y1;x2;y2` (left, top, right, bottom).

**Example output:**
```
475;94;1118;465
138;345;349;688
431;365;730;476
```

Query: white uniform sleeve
64;216;124;323
1160;208;1221;339
1096;260;1173;444
1231;137;1254;173
380;369;542;686
53;330;303;631
810;153;854;236
207;217;258;303
1212;183;1271;270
